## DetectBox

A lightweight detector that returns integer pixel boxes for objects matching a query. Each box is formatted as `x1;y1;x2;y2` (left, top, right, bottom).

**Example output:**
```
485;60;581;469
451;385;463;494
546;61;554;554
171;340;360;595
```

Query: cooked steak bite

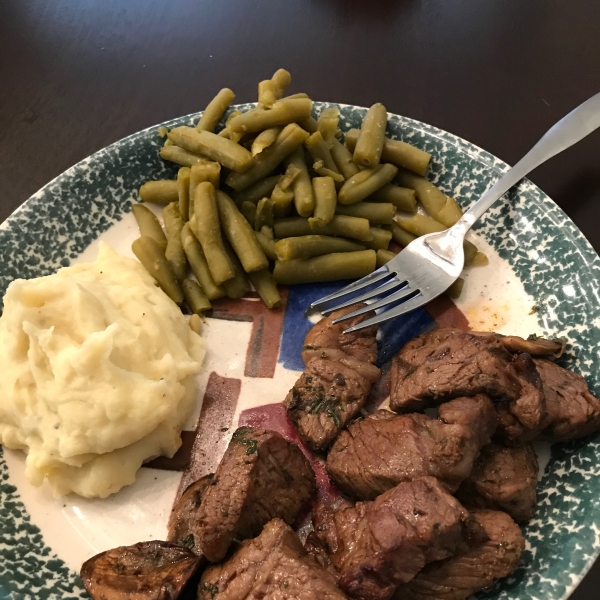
198;519;347;600
168;474;214;556
455;443;538;522
285;358;372;452
535;358;600;441
391;329;520;411
194;427;316;562
326;395;497;499
312;477;487;600
393;509;525;600
303;346;381;383
303;306;378;366
390;328;547;444
437;395;498;446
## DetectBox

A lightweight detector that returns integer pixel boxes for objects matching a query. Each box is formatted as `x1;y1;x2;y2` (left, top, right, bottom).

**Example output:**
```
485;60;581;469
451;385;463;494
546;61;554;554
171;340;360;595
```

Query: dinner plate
1;102;599;600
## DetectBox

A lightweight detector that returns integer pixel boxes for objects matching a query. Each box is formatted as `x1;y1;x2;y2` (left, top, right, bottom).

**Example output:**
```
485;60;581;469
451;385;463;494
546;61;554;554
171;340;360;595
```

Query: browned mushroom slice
80;541;201;600
167;474;214;556
500;334;566;358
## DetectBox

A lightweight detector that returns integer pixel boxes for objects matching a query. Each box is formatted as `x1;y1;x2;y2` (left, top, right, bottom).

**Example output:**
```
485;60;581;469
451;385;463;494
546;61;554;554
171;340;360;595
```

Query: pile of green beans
132;69;488;314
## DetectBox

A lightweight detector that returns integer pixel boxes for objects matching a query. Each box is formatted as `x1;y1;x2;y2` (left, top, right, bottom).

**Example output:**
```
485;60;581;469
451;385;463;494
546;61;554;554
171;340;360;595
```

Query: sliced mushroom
501;334;566;358
80;541;201;600
167;474;214;556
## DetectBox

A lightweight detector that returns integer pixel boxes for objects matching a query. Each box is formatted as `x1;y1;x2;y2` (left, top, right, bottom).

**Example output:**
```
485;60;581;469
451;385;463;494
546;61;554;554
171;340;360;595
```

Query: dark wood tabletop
1;0;599;597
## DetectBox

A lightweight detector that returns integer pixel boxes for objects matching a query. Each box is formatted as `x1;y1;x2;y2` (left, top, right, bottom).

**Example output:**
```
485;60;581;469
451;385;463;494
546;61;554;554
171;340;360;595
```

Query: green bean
251;127;281;155
283;93;309;100
345;129;431;176
274;215;372;242
196;88;236;132
309;176;337;228
297;115;318;134
396;214;445;236
471;251;489;266
216;190;269;273
260;225;274;239
273;250;376;285
163;202;188;282
271;68;291;96
390;220;416;247
233;175;280;205
436;196;463;227
271;184;294;218
335;202;395;225
330;138;360;180
139;180;178;205
218;109;243;142
226;124;309;191
447;277;465;299
305;131;340;176
338;163;398;205
275;236;365;260
255;230;277;260
362;227;392;250
258;80;277;108
284;148;315;217
376;249;396;268
395;167;449;217
227;99;313;134
131;204;167;249
248;269;281;309
181;223;224;300
189;161;222;219
132;236;184;304
353;103;387;168
396;214;478;264
317;107;340;147
278;162;301;189
255;197;274;230
368;184;416;212
463;241;478;266
159;144;206;167
177;168;191;221
312;161;344;182
192;182;235;284
168;127;252;172
258;69;291;108
240;201;257;225
189;313;202;335
182;279;211;314
221;241;251;299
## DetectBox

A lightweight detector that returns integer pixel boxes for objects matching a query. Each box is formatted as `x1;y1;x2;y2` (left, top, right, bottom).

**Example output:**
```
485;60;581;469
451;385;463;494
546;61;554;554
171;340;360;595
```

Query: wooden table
1;0;599;597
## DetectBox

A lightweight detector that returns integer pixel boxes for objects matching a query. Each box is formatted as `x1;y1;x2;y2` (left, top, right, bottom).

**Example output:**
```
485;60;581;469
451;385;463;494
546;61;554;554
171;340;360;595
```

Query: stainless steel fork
311;91;600;333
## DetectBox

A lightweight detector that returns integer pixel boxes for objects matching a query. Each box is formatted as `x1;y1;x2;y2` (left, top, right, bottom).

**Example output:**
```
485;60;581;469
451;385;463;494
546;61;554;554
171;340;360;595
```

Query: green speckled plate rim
1;102;599;600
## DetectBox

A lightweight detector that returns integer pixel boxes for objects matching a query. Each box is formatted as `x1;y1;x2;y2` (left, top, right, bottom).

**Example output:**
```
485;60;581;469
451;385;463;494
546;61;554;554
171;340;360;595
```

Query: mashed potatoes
0;242;205;498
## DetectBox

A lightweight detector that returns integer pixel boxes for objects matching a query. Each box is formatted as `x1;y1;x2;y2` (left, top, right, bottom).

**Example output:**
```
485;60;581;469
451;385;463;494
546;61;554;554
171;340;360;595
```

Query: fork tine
331;285;418;324
310;265;392;310
343;293;430;333
322;278;409;315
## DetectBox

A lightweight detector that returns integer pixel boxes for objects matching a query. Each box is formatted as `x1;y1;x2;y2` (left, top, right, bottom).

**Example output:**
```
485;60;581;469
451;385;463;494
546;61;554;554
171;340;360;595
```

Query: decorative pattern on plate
1;103;599;600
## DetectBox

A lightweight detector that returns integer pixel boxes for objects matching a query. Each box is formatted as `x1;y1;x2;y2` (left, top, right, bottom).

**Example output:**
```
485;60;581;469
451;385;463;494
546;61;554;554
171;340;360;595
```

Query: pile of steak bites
80;311;600;600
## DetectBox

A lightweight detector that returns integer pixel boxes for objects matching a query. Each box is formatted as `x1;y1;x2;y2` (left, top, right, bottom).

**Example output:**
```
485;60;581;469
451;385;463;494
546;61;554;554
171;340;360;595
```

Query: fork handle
455;91;600;232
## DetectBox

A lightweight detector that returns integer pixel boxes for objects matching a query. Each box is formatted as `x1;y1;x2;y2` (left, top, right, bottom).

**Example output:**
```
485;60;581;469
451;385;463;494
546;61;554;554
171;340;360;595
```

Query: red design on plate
238;403;340;507
172;372;241;498
426;294;470;330
211;289;289;378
